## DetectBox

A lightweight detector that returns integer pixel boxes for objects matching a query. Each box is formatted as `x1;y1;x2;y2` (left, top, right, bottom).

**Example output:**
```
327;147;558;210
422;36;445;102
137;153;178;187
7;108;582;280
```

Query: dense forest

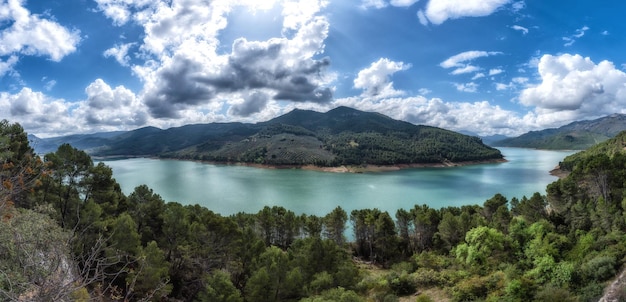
32;106;503;167
1;119;626;301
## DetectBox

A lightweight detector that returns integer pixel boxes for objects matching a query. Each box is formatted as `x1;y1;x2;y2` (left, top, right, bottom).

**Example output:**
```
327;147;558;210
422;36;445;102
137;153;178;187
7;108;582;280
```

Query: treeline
2;120;626;301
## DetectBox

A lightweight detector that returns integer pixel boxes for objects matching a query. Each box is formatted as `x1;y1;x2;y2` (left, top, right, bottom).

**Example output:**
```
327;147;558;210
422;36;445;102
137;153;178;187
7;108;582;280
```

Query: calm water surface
102;148;575;216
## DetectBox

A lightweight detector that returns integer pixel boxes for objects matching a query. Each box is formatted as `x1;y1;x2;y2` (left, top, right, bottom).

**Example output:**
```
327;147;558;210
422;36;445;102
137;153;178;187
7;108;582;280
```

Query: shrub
580;255;616;282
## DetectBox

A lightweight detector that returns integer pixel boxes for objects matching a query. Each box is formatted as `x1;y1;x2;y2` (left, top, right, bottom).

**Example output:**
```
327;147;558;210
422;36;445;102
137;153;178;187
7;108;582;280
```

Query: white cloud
93;0;153;26
519;54;626;124
489;68;504;76
361;0;387;9
511;25;528;35
390;0;420;7
73;79;149;129
455;82;478;93
511;1;525;12
441;51;501;77
354;58;411;97
418;0;511;25
563;26;589;47
43;79;56;91
94;0;335;119
0;88;73;137
472;73;485;80
440;51;501;69
0;0;80;61
333;96;526;136
0;55;18;77
104;43;135;66
602;30;609;36
451;65;480;75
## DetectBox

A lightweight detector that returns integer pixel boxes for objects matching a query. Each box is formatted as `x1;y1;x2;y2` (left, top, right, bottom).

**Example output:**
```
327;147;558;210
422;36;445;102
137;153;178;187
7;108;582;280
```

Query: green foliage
300;287;364;302
455;226;507;269
580;254;617;282
127;241;172;300
6;119;626;302
196;270;243;302
0;208;78;300
85;107;502;166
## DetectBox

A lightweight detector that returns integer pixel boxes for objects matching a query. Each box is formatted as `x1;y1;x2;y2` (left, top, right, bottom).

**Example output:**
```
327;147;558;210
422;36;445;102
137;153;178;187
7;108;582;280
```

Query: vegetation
3;120;626;301
33;106;503;166
493;113;626;150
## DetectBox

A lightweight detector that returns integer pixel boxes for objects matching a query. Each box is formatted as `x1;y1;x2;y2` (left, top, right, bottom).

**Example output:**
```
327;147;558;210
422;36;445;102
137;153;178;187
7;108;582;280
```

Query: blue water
102;147;575;216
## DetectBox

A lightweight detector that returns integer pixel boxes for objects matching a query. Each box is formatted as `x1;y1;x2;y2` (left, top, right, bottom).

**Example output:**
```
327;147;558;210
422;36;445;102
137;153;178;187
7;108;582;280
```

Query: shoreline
97;155;507;173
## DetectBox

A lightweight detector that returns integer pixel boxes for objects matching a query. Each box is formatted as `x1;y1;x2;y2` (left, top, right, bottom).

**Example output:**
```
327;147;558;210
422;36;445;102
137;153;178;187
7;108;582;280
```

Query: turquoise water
102;148;576;216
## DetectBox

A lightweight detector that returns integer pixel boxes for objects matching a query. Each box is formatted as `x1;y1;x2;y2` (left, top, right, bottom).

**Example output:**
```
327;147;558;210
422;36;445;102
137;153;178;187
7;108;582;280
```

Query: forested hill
36;106;504;166
492;113;626;150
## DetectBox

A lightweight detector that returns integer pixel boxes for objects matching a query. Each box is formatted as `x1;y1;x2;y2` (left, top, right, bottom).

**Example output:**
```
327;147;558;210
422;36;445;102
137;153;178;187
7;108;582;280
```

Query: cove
101;147;576;217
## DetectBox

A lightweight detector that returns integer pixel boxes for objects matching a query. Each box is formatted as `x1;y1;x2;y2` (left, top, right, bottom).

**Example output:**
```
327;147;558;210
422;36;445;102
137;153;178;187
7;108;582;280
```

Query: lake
101;147;576;217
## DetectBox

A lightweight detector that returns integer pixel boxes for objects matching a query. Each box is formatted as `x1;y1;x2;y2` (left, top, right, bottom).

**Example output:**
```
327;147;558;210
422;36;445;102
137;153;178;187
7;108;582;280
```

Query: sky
2;0;626;138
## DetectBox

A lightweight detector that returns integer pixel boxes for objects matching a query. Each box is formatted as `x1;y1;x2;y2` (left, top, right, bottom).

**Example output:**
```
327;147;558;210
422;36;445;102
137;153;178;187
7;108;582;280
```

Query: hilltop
31;106;503;168
493;113;626;149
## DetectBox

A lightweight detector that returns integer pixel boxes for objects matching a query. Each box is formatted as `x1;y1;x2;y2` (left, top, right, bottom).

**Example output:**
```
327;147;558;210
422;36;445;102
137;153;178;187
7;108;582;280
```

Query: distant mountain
29;131;126;155
34;106;503;167
493;114;626;150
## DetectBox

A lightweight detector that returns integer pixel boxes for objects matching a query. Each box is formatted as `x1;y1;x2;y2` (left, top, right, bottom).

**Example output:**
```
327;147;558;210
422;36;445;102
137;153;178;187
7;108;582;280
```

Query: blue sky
2;0;626;137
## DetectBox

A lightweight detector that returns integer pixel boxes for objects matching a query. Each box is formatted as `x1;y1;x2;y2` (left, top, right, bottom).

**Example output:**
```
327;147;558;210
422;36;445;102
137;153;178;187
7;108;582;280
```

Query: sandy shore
227;158;507;173
97;155;507;173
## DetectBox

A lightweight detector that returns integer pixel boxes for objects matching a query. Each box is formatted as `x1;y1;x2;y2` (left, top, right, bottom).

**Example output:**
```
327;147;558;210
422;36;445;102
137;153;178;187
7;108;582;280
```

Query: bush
387;272;416;296
415;293;434;302
580;255;616;282
534;286;578;302
450;275;488;302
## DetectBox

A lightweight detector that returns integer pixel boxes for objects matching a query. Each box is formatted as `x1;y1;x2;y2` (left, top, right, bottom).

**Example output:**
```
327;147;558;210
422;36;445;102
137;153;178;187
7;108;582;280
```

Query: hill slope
37;107;504;167
493;113;626;149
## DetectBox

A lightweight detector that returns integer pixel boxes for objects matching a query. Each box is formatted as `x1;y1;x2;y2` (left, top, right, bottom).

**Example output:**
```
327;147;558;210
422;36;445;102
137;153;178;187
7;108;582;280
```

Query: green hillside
90;106;503;166
494;113;626;149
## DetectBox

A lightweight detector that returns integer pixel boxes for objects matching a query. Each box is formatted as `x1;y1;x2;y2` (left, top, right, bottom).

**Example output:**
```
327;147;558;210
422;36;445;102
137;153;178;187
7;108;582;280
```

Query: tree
455;226;507;270
196;270;243;302
0;120;43;213
126;241;172;301
41;144;93;228
436;211;464;251
411;204;440;252
324;206;347;246
245;246;301;301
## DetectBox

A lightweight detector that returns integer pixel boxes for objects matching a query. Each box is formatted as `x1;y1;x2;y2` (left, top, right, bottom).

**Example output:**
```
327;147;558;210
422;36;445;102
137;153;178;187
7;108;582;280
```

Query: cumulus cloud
354;58;410;97
100;0;334;119
455;82;478;93
93;0;153;26
418;0;511;25
228;91;271;117
74;79;149;128
104;43;135;66
333;95;525;136
0;0;80;61
0;88;73;137
0;55;18;77
519;54;626;122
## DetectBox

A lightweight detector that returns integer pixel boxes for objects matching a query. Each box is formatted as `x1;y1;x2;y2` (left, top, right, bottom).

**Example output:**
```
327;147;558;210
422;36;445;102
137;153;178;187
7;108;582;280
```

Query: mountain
35;106;503;167
29;131;126;155
493;113;626;150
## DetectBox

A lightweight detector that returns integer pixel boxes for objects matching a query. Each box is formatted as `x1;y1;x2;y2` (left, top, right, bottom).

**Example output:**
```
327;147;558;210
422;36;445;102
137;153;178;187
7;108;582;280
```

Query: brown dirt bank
218;158;507;173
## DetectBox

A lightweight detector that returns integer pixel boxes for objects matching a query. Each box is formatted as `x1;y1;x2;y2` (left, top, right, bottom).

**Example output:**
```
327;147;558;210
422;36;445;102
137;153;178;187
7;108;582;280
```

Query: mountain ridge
31;106;503;167
493;113;626;150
